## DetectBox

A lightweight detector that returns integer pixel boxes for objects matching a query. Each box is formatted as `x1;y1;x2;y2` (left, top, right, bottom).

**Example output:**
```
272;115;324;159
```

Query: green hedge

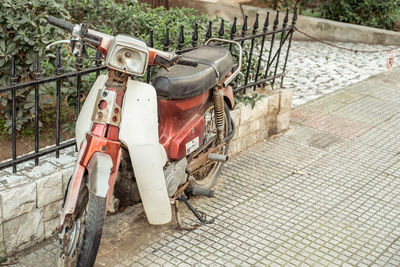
0;0;210;135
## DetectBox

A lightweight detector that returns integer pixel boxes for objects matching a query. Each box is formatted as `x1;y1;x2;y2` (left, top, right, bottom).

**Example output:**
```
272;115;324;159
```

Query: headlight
106;35;148;76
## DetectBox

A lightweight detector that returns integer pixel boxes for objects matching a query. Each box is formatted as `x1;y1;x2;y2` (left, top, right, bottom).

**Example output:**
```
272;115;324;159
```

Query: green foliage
66;0;211;50
235;92;266;109
0;0;210;135
319;0;400;30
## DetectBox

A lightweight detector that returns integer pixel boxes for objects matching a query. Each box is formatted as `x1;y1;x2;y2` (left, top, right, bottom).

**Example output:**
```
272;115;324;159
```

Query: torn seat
153;45;233;100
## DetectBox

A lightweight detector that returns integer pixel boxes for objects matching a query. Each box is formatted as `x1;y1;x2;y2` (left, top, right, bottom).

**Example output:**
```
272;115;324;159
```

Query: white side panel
75;74;108;149
119;80;171;225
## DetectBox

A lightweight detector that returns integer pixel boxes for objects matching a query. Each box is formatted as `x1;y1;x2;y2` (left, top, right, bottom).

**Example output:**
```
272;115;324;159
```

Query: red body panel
158;91;211;160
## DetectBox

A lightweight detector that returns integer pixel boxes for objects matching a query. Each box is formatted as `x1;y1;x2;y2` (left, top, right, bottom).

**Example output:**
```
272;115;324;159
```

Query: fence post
33;50;41;165
281;7;297;87
244;13;259;86
178;25;185;52
55;46;63;158
163;26;170;51
254;12;269;90
264;10;279;83
10;54;18;173
273;8;289;85
218;18;225;38
192;22;198;47
235;15;248;88
206;21;212;41
229;16;237;51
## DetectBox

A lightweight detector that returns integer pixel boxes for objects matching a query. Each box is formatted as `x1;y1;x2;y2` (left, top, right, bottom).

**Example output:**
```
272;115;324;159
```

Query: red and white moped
47;16;242;267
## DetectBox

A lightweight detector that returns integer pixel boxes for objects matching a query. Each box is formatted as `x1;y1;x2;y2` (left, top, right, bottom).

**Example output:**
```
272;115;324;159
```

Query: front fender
119;80;171;225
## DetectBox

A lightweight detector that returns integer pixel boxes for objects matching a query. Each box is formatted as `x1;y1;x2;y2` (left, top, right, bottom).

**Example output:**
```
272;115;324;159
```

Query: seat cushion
153;45;233;100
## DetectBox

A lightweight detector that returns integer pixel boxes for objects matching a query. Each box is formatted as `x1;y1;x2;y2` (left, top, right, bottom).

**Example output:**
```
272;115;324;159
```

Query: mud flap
119;80;171;225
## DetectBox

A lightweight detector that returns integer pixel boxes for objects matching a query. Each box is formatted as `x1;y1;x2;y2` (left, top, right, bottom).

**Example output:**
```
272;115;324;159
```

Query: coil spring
213;87;225;142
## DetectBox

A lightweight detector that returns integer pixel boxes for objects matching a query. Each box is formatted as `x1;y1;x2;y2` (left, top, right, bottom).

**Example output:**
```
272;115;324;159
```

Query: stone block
36;172;63;208
267;91;280;116
48;153;76;169
0;170;30;189
3;209;44;254
249;118;262;133
239;103;253;124
277;111;291;133
44;217;59;239
266;112;278;137
251;97;269;120
279;89;293;112
62;167;74;192
26;161;59;180
238;122;251;138
43;200;62;221
1;182;36;221
228;138;242;156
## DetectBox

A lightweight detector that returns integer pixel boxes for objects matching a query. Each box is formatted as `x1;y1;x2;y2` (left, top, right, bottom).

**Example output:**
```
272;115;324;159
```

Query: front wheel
56;192;106;267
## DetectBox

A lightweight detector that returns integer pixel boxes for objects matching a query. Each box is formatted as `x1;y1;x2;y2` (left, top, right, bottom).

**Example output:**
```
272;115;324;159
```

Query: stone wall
0;88;292;256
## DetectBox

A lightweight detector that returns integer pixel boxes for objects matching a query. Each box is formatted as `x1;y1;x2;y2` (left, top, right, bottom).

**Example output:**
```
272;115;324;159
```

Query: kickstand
174;194;215;231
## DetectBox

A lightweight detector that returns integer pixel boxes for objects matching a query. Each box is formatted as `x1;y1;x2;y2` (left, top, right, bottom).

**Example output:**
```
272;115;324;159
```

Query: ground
11;66;400;266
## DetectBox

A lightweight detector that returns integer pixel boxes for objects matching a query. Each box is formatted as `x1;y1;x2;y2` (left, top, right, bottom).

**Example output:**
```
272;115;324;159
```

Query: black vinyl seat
153;45;233;100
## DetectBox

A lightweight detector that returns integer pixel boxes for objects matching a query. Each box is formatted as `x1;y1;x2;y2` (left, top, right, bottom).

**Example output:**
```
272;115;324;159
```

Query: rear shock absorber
213;86;225;142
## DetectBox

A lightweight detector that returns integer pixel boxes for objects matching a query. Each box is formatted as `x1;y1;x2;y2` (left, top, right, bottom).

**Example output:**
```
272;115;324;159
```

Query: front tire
56;192;106;267
76;193;106;267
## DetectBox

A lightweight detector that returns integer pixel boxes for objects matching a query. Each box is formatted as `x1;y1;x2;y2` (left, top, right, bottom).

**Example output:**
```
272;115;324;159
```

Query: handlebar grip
48;16;74;33
177;58;198;67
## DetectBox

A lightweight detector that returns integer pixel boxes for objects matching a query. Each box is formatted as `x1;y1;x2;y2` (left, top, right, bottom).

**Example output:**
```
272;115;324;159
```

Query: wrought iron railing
0;8;297;173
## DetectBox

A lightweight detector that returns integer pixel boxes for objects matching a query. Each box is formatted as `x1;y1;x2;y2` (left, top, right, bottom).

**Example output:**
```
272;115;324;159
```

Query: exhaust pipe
208;153;228;162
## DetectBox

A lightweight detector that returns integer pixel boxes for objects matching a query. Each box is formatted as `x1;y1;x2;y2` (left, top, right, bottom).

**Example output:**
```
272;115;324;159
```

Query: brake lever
45;40;71;50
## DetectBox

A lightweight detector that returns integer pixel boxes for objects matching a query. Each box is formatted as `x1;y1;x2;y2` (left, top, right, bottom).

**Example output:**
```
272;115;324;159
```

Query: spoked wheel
56;179;107;267
189;102;232;189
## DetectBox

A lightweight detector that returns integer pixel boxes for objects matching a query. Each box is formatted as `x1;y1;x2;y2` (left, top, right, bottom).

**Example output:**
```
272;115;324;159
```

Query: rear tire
189;102;232;189
76;193;106;267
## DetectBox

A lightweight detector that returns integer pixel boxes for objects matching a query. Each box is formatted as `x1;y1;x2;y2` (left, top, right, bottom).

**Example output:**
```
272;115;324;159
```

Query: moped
47;16;242;267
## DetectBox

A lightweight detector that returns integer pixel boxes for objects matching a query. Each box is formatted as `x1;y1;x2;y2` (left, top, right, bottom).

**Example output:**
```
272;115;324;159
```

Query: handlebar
48;16;74;33
48;16;102;47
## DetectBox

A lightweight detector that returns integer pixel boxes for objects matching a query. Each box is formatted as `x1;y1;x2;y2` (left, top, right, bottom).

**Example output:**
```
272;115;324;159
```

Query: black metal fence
0;8;297;173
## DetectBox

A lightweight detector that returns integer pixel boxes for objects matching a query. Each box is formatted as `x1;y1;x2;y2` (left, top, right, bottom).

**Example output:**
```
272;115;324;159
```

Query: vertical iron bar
147;29;154;83
192;22;198;47
229;16;237;51
244;13;259;86
33;50;41;165
264;11;279;84
163;26;170;51
272;8;289;85
178;25;184;52
10;54;17;173
218;18;225;38
235;15;247;89
55;45;62;158
206;21;212;41
75;56;83;118
254;12;269;90
281;7;297;87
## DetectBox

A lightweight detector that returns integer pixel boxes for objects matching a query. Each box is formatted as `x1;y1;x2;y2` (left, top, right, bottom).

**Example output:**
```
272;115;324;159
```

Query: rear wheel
189;102;232;189
56;182;107;267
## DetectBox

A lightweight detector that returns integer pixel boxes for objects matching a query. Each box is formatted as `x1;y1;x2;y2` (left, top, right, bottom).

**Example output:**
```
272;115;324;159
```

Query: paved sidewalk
13;68;400;266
